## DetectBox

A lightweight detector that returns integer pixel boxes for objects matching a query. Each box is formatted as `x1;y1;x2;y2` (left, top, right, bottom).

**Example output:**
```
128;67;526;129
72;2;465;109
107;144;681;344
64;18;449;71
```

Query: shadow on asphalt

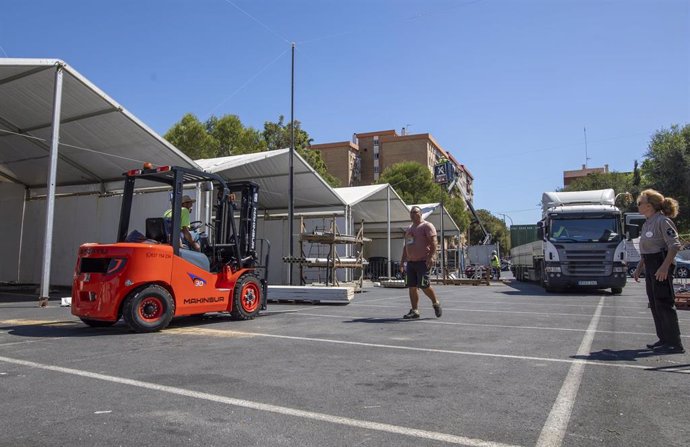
572;348;680;362
644;363;690;373
499;279;621;297
343;317;432;324
0;321;131;338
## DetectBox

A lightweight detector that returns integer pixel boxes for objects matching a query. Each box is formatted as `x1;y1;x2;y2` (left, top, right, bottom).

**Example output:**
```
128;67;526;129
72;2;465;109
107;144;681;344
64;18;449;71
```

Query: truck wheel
231;274;262;320
80;318;117;328
122;285;175;333
611;287;623;295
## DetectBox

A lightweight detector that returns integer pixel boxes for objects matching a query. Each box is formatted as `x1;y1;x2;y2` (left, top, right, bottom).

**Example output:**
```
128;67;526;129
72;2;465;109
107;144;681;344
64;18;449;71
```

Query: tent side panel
19;191;171;286
0;184;27;283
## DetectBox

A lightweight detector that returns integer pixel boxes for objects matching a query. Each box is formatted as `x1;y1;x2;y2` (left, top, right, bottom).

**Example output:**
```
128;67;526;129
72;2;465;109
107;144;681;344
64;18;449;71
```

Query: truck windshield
549;217;621;243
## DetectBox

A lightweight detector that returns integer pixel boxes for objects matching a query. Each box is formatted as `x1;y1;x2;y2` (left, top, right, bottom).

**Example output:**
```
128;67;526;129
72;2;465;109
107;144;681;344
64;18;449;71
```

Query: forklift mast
213;181;260;268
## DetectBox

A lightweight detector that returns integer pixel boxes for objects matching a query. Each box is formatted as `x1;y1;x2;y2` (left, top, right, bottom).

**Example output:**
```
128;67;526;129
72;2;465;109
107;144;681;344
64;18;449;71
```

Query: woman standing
633;189;685;354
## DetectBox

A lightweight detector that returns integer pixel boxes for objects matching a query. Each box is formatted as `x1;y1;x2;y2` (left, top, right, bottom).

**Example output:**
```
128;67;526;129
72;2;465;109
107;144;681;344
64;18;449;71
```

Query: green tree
560;171;637;212
164;113;216;159
641;124;690;232
206;115;265;156
561;171;633;195
377;161;470;232
165;113;338;186
469;209;509;253
263;115;340;187
377;161;442;204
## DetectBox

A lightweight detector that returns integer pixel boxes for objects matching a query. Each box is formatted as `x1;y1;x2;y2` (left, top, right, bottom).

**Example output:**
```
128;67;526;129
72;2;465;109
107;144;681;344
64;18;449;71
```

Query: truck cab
511;189;628;294
540;202;627;293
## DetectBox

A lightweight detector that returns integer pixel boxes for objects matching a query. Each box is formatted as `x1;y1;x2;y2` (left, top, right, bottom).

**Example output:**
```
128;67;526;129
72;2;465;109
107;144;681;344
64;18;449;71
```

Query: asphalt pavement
0;277;688;447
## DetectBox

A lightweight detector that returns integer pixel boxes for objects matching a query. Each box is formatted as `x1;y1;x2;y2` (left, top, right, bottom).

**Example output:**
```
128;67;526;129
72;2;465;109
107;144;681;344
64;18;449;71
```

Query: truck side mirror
537;221;544;239
626;224;640;240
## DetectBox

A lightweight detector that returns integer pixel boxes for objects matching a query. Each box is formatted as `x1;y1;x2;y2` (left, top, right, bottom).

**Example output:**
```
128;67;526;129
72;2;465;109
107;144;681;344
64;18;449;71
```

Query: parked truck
510;189;628;294
623;212;646;276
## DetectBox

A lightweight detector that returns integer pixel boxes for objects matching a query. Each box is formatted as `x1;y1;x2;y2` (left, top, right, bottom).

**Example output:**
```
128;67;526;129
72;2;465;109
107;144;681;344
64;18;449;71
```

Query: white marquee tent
0;58;199;300
0;58;466;292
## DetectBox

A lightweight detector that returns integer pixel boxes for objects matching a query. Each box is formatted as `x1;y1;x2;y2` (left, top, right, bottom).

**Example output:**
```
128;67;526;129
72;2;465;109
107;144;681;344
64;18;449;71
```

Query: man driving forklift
164;194;200;251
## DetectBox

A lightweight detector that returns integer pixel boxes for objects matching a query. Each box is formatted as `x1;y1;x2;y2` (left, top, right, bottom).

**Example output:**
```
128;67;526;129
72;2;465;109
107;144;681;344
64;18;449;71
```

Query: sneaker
654;344;686;354
433;302;442;318
646;340;665;350
403;309;420;319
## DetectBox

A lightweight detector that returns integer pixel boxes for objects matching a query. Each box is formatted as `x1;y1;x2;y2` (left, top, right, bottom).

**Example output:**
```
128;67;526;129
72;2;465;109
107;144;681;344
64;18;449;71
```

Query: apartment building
310;129;474;203
563;164;609;187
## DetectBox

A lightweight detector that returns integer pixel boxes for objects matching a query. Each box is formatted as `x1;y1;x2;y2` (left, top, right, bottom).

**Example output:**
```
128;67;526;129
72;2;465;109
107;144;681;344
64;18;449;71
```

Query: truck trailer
510;189;628;294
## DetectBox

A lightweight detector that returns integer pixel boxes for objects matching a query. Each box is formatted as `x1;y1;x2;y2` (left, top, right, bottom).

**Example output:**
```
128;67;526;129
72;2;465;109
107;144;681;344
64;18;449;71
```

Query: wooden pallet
675;292;690;310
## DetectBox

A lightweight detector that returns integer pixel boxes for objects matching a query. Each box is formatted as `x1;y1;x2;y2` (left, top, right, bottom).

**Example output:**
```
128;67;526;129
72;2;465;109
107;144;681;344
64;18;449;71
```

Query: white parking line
160;327;687;373
536;296;604;446
283;312;690;339
0;355;522;447
352;303;658;320
357;294;639;309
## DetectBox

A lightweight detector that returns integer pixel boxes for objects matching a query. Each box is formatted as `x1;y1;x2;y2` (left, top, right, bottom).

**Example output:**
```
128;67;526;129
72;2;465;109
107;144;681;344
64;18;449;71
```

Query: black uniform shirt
639;212;681;254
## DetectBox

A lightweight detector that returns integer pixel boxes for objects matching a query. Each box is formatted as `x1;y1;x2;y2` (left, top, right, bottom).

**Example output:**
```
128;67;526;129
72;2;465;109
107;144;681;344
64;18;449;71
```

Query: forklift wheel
231;275;262;320
122;285;175;333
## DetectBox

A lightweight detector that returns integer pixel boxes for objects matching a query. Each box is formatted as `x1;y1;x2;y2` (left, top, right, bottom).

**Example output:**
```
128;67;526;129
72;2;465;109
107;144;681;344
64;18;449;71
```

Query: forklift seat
180;248;211;271
145;218;168;243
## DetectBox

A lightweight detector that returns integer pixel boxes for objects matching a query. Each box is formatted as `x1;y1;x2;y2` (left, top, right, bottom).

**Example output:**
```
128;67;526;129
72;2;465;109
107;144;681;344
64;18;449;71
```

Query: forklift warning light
126;165;172;176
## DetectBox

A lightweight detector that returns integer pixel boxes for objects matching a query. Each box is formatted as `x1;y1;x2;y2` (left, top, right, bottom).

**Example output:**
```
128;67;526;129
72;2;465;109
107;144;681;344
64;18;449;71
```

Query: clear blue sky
2;0;688;224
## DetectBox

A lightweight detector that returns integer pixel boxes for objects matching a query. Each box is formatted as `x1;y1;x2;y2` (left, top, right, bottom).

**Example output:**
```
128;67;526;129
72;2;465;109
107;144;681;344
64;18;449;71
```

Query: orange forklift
71;164;269;332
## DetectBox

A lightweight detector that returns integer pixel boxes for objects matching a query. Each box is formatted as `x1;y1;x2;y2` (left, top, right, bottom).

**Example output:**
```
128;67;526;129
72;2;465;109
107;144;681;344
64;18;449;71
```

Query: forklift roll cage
117;165;261;271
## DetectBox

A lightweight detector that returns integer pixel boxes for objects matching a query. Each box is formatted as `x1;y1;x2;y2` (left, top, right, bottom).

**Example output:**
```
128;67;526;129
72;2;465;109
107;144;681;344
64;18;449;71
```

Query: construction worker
400;206;442;319
490;250;501;280
552;224;569;238
164;195;200;251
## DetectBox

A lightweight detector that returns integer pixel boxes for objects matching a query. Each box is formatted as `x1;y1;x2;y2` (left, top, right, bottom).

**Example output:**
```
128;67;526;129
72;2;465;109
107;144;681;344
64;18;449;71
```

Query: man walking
400;206;442;319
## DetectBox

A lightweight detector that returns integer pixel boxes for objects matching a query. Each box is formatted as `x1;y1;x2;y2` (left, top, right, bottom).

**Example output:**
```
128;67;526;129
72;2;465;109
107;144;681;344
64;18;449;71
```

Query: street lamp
498;213;513;227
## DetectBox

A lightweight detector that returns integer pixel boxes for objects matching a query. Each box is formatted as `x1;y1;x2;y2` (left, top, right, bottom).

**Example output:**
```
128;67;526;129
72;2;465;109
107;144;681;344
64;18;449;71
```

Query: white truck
623;212;646;276
511;189;628;294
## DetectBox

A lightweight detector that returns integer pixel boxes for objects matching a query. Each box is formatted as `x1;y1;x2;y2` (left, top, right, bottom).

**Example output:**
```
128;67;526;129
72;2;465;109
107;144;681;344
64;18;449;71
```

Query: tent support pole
288;42;295;285
344;205;350;283
386;187;391;278
440;200;445;282
39;64;64;307
17;187;28;282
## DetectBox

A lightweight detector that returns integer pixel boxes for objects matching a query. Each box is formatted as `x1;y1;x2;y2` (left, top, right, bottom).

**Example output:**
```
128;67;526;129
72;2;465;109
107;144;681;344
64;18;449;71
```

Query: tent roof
411;203;461;234
335;184;410;224
0;58;197;189
196;149;345;211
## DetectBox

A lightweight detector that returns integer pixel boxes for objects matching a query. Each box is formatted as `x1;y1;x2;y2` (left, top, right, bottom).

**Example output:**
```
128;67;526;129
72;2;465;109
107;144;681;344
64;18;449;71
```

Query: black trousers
643;252;683;347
